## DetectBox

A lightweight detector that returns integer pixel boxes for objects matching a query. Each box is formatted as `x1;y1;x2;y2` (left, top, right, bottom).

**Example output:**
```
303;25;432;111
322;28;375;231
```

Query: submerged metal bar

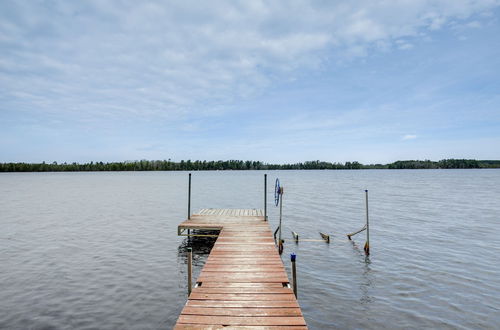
319;232;330;243
347;225;366;239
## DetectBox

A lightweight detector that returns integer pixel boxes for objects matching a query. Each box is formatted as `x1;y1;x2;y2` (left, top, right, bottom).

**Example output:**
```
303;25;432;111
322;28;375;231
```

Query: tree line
0;159;498;172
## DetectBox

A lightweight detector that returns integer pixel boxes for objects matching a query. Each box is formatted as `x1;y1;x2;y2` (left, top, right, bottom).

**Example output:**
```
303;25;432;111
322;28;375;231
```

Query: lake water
1;170;499;329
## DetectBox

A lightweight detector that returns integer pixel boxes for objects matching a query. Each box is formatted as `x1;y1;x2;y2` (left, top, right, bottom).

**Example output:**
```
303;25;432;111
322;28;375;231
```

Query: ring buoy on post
274;178;281;206
275;178;284;254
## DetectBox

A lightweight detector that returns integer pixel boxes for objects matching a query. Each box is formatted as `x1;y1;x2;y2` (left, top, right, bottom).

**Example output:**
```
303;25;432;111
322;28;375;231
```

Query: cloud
402;134;418;140
0;0;499;144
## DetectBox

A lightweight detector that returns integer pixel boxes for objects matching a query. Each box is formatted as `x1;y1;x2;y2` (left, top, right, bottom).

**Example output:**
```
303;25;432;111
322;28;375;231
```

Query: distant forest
1;159;499;172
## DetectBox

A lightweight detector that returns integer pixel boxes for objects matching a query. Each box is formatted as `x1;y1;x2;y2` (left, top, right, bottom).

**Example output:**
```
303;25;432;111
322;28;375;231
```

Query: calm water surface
1;170;499;329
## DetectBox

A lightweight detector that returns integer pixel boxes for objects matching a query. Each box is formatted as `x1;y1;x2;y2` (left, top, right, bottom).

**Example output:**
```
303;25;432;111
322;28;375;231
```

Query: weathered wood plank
211;250;278;259
206;257;282;261
200;271;287;277
178;315;307;326
196;277;289;283
189;293;297;301
216;238;275;242
204;258;282;262
192;287;293;294
186;300;300;308
206;257;282;262
201;270;286;274
198;282;284;288
202;266;286;272
205;261;283;265
182;307;302;316
175;324;307;330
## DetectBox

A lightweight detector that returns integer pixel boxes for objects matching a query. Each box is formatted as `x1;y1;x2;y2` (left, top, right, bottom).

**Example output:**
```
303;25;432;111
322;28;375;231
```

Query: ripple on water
1;170;500;329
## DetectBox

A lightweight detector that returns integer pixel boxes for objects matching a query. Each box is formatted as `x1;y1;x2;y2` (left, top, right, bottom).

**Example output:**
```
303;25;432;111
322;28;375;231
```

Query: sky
1;0;500;164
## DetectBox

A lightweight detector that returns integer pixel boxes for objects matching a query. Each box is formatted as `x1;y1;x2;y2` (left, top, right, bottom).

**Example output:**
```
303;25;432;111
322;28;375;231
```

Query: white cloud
403;134;418;140
0;0;498;123
466;20;483;28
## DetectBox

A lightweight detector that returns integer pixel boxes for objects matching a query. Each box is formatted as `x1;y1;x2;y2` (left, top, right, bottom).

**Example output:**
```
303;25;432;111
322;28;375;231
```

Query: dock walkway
175;208;307;329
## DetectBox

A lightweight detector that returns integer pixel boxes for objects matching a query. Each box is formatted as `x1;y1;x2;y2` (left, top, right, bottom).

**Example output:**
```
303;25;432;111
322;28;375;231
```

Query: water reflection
360;258;373;305
177;230;219;266
350;240;373;305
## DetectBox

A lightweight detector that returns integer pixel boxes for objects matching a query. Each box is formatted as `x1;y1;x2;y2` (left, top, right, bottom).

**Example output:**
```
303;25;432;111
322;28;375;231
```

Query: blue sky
1;1;499;164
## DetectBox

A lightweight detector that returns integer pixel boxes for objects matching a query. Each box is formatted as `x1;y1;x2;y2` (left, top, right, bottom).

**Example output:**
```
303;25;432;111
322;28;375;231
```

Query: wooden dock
175;208;307;329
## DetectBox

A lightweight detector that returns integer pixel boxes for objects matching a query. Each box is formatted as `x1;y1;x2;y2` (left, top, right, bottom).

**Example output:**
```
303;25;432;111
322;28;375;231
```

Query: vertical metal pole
187;247;192;295
364;189;370;255
291;253;297;297
264;174;267;221
188;173;191;220
278;188;283;246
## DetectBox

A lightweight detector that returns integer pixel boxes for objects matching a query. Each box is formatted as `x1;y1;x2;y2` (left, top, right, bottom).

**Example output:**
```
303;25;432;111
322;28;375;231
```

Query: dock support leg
187;247;192;295
278;190;283;251
188;173;191;220
264;174;267;221
291;253;297;297
364;190;370;255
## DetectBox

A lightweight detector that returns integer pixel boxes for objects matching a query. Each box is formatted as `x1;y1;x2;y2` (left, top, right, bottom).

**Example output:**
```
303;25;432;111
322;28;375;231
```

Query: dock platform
175;208;307;329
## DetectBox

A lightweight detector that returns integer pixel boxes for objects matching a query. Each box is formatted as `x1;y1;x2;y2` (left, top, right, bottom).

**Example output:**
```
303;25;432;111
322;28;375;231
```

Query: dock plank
178;315;307;326
182;307;302;317
175;325;307;330
186;300;300;308
202;267;285;271
189;293;297;301
199;282;285;288
192;287;292;294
